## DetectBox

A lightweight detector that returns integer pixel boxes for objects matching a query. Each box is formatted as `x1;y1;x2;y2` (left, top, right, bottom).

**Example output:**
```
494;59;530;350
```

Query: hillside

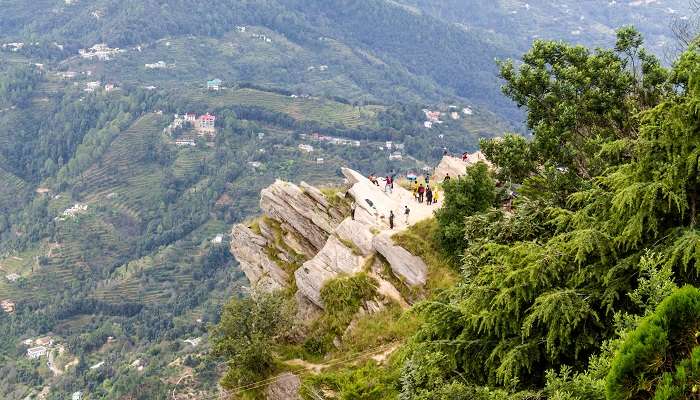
0;1;693;399
213;31;700;399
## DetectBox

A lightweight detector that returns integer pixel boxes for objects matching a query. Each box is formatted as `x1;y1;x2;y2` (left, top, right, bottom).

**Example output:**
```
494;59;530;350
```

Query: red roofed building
196;113;216;136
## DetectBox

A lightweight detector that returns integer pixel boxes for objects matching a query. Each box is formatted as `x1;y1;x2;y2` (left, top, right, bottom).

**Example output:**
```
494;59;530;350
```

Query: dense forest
213;27;700;399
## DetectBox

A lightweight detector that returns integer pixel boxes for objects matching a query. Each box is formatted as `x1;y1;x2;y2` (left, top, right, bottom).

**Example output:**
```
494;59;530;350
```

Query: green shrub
320;273;379;335
606;286;700;400
434;162;496;259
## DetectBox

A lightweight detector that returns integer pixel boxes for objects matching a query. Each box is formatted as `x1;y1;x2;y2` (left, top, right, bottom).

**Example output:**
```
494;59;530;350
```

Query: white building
27;346;48;359
389;152;403;161
72;392;82;400
316;158;324;165
145;61;167;69
84;81;101;92
298;144;314;153
6;273;20;282
174;139;196;147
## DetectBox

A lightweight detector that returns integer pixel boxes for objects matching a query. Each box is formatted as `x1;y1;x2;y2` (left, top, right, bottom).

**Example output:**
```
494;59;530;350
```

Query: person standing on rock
350;201;356;220
443;173;451;183
426;186;433;205
418;184;425;203
385;175;393;194
389;210;395;229
404;205;410;224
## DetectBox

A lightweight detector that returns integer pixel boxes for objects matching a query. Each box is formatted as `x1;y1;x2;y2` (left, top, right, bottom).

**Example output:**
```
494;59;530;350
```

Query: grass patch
338;303;418;355
392;218;458;294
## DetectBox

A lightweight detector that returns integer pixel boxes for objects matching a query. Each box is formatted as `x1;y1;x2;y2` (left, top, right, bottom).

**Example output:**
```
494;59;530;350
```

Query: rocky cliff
230;167;434;313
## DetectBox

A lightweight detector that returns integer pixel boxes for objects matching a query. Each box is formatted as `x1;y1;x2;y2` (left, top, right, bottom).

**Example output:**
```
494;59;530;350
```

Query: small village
422;106;473;129
78;43;124;61
164;112;218;146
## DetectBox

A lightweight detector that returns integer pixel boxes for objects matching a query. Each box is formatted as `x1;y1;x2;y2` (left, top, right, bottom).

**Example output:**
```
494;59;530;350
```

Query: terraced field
187;88;383;128
91;220;228;305
0;166;28;211
78;113;167;222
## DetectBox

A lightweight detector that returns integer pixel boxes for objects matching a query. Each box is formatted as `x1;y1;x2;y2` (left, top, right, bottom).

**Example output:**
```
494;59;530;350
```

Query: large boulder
433;152;491;182
260;180;342;253
295;235;366;308
266;373;300;400
335;219;374;256
230;225;289;292
433;156;469;182
372;232;427;287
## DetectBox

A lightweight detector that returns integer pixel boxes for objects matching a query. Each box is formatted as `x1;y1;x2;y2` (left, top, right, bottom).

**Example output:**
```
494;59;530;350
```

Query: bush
606;286;700;400
320;273;379;335
211;292;294;388
434;162;496;258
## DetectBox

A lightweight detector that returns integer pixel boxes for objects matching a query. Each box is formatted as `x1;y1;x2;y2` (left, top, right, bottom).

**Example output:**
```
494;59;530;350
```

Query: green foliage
606;286;700;400
435;162;496;257
320;273;379;336
480;134;535;183
401;38;700;398
499;28;667;178
304;360;401;400
212;292;295;388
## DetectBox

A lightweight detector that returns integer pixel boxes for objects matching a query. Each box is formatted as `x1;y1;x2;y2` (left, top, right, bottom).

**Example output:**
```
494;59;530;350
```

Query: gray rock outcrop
230;226;289;292
295;235;365;307
260;180;342;254
265;373;300;400
373;232;427;287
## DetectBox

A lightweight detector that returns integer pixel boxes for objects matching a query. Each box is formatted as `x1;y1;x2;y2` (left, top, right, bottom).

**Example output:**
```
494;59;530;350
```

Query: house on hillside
145;61;167;69
175;139;196;147
298;144;314;153
1;299;15;314
84;81;101;92
6;273;20;282
195;113;216;136
35;336;54;347
184;113;197;122
27;346;48;359
389;152;403;161
207;79;222;91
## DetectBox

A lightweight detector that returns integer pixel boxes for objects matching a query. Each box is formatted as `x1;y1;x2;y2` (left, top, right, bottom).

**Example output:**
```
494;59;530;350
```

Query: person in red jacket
417;184;425;203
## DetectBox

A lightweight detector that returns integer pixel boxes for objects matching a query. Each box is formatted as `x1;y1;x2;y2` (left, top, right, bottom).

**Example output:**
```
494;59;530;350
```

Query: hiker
385;175;393;194
425;174;430;185
404;205;410;224
433;191;439;204
418;184;425;203
426;186;433;205
350;201;356;220
389;210;395;230
412;183;419;201
443;173;451;182
462;152;469;162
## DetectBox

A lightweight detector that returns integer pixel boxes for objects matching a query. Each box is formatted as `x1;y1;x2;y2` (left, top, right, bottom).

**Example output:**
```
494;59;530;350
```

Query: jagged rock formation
230;226;289;292
433;151;490;181
230;165;440;310
373;232;428;287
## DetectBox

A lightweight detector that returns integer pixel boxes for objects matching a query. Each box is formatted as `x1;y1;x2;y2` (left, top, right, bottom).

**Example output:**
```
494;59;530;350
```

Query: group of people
368;172;396;194
412;183;437;205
